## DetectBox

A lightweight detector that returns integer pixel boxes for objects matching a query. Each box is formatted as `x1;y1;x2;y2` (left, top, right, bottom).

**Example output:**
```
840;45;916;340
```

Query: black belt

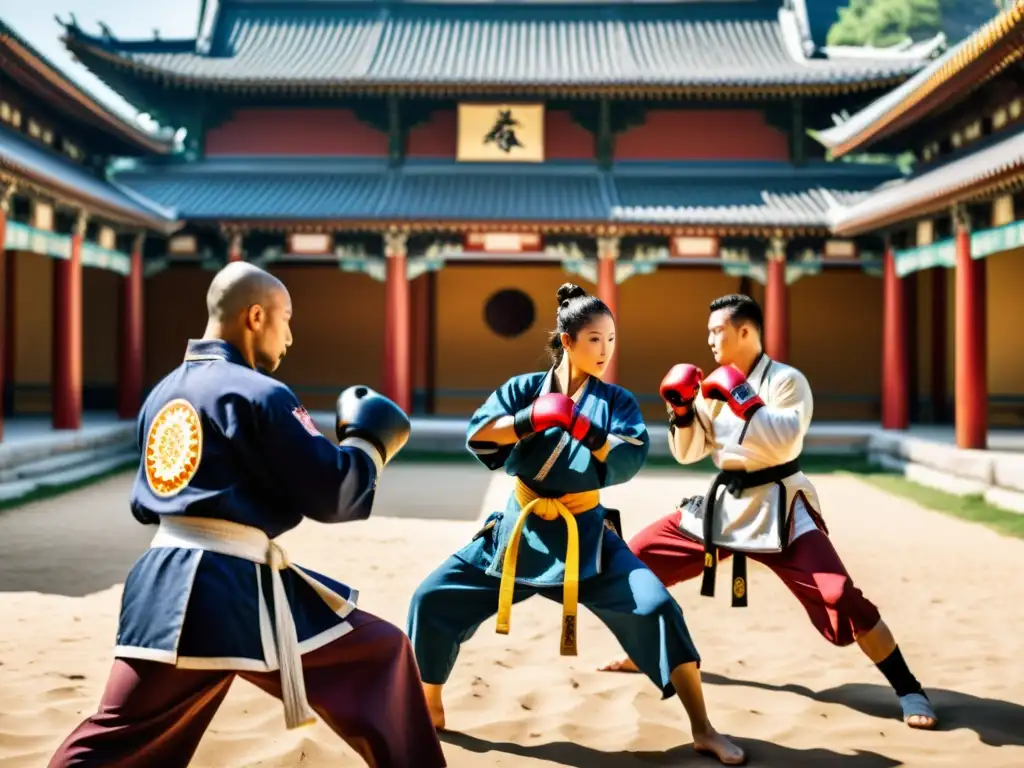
699;458;801;608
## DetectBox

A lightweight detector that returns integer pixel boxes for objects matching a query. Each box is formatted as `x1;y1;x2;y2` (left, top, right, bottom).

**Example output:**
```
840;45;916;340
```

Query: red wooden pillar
953;208;987;449
881;241;909;430
764;237;789;362
0;187;9;441
597;236;619;385
118;234;145;420
383;232;411;414
2;227;14;423
930;268;948;422
410;270;436;414
228;233;243;262
53;212;85;430
2;251;15;420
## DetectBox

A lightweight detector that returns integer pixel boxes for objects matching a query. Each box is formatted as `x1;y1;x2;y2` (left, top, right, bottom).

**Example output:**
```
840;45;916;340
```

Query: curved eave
829;130;1024;236
62;37;915;101
0;159;180;235
210;218;831;239
0;27;174;156
823;2;1024;159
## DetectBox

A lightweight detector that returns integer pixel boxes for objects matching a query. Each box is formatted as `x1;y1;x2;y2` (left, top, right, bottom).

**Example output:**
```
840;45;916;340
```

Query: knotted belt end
560;615;578;656
731;553;748;608
700;549;717;598
497;480;595;654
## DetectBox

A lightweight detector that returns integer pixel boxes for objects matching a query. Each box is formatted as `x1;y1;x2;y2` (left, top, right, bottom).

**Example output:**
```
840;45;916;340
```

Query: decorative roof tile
111;157;898;231
0;126;178;231
61;1;930;98
609;162;887;226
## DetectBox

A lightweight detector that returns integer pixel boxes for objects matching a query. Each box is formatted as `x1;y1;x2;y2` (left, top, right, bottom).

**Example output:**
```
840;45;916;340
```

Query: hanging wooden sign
457;103;545;163
464;232;544;252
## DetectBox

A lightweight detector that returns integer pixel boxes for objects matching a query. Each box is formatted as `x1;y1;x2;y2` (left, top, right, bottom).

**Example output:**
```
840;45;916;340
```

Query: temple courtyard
0;462;1021;767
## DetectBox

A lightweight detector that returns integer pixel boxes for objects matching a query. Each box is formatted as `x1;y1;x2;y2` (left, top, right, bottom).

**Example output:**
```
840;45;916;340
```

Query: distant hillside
822;0;1003;48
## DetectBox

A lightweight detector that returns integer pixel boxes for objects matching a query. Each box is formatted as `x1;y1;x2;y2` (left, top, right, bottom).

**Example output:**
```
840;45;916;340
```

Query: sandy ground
0;463;1022;767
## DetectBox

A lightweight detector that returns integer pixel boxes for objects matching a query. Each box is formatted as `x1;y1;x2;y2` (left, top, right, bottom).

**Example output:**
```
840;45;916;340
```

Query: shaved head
206;261;287;323
203;262;294;372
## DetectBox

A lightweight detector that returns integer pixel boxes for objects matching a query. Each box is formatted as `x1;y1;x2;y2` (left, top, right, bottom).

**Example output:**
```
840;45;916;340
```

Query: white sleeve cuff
340;437;384;474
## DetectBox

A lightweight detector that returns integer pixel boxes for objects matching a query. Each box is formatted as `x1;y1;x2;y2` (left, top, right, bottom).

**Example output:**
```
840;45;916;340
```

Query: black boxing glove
335;386;411;470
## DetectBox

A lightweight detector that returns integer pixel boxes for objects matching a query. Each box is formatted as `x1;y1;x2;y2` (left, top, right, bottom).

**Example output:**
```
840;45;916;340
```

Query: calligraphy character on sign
483;109;524;153
48;262;446;768
406;283;746;766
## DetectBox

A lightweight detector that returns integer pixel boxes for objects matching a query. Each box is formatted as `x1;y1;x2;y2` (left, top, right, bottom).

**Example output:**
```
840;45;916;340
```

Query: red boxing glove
660;364;704;415
523;393;575;433
701;366;765;421
513;393;608;451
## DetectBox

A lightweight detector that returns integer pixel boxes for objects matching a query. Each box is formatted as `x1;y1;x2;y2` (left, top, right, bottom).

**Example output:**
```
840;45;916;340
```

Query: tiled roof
60;1;930;98
0;126;179;231
814;0;1024;157
0;20;174;155
110;157;899;232
828;128;1024;235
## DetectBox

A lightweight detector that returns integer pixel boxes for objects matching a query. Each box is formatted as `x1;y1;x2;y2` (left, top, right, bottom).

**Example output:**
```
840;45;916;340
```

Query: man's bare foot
900;692;937;730
597;656;639;673
906;713;937;729
692;728;747;765
422;683;446;730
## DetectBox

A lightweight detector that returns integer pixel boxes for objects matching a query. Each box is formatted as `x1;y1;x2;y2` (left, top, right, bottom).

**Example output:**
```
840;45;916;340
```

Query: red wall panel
205;109;388;156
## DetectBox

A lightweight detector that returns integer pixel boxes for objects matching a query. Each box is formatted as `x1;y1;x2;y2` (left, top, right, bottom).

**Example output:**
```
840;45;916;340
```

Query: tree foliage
826;0;942;47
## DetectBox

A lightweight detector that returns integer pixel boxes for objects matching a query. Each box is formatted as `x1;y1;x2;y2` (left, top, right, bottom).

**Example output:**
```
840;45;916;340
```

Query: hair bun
556;282;587;308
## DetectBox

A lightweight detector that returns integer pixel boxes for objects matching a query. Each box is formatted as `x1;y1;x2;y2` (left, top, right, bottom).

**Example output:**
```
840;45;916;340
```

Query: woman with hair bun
406;283;745;764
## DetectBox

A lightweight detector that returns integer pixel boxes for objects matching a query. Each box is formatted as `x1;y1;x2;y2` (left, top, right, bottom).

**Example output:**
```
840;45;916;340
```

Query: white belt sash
150;515;353;729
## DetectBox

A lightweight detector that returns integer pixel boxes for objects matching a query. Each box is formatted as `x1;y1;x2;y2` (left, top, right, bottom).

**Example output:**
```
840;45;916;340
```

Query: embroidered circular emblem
732;577;746;600
145;399;202;497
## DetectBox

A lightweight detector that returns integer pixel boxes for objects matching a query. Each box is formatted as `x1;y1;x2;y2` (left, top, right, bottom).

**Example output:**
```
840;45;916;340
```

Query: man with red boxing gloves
602;293;937;731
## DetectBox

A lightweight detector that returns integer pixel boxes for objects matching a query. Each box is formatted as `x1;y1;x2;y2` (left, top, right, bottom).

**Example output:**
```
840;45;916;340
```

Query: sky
4;2;201;129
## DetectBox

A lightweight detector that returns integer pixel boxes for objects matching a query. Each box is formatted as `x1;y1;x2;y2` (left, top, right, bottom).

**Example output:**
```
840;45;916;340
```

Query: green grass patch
0;460;136;512
853;471;1024;540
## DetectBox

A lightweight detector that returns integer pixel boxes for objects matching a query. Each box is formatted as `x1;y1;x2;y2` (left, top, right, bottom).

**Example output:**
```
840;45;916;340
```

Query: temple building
816;0;1024;447
3;0;945;435
0;19;179;441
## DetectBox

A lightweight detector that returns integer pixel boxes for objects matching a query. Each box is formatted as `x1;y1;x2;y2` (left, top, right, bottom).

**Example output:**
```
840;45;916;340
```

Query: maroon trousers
630;510;881;647
48;610;446;768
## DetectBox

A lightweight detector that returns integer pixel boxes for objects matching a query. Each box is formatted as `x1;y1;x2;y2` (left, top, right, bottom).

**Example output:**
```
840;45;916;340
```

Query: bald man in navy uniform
49;262;447;767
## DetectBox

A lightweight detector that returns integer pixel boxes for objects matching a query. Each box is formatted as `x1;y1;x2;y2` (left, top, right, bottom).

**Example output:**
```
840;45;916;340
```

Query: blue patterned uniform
407;368;701;697
116;339;378;672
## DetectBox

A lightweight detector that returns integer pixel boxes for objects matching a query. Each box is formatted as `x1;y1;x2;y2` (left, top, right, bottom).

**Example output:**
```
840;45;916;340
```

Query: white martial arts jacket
669;354;822;553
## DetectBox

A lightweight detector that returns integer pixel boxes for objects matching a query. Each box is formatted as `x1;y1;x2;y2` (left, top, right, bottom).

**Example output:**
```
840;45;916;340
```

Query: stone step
0;422;136;471
0;447;138;505
0;441;138;483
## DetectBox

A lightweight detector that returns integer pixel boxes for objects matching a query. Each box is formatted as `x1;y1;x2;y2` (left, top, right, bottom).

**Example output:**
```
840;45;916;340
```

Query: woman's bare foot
692;727;747;765
597;656;639;673
422;682;446;730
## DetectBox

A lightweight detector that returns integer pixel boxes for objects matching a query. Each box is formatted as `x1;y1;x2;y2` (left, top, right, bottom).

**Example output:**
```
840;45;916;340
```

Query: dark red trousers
630;510;881;646
48;610;446;768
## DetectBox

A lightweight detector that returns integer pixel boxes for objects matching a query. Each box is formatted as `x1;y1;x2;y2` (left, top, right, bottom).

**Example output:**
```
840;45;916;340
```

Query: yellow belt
495;478;600;656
